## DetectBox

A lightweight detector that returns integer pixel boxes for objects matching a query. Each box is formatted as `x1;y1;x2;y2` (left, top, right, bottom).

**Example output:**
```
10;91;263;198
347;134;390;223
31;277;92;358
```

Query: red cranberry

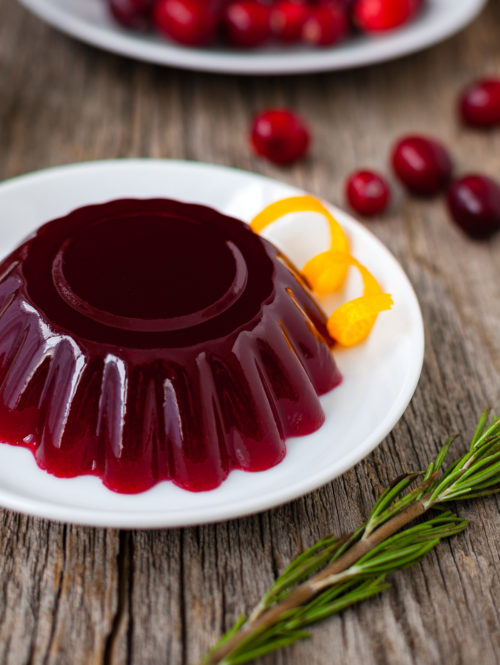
352;0;420;32
250;109;311;165
392;135;453;196
222;1;272;48
271;1;310;44
346;170;391;217
447;175;500;239
153;0;218;46
109;0;153;30
302;3;349;47
459;79;500;128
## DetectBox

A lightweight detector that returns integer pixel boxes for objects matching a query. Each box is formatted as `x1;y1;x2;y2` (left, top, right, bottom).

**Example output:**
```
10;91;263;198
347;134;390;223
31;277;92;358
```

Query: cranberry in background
346;170;391;217
392;135;452;196
447;175;500;239
271;1;310;44
222;1;272;48
352;0;421;32
251;109;311;165
302;3;350;47
460;79;500;128
109;0;153;30
153;0;219;46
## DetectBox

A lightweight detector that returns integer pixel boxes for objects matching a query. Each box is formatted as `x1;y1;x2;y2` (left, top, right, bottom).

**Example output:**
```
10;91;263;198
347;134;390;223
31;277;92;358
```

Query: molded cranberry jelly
0;199;341;493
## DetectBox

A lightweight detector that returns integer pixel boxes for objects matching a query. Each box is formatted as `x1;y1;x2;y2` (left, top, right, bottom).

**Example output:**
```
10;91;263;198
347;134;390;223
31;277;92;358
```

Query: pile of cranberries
107;0;422;49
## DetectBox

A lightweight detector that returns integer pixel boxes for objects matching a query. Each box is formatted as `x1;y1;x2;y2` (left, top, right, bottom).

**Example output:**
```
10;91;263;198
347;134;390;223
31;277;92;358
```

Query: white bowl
17;0;486;75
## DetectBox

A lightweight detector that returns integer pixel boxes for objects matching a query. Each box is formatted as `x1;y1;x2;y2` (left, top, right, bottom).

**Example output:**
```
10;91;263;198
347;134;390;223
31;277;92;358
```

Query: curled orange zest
327;255;393;346
250;196;393;347
250;196;350;292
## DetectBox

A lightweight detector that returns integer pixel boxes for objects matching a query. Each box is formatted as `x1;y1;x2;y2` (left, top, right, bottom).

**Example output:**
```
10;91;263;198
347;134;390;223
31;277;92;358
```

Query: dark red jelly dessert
0;199;341;493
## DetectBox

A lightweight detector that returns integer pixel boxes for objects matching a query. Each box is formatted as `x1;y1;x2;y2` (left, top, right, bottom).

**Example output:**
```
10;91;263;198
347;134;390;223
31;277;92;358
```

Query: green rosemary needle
199;410;500;665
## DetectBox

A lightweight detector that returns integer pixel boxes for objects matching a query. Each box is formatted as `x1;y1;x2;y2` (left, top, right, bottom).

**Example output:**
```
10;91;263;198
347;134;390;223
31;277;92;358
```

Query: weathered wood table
0;1;499;664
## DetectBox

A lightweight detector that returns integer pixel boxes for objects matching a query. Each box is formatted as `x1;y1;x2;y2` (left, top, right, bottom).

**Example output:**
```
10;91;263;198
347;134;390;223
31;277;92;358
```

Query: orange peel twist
250;196;393;347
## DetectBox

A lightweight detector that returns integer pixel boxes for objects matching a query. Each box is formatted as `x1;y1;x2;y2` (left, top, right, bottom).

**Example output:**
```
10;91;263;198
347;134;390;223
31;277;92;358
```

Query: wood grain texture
0;1;499;664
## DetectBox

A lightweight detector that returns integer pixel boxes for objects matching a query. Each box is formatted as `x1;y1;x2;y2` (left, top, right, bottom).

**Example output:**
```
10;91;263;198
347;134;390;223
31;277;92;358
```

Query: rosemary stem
200;498;429;665
198;413;500;665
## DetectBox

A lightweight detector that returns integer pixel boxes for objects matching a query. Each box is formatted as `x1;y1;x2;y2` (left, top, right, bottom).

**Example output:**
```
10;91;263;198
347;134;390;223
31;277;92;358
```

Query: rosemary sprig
199;410;500;665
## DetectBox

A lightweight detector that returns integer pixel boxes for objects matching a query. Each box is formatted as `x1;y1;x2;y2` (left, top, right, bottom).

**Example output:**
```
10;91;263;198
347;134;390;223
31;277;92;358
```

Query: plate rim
0;159;425;528
17;0;487;75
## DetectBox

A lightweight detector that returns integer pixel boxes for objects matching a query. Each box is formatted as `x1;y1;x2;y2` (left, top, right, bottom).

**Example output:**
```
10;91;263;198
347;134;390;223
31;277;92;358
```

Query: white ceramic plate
18;0;486;75
0;160;424;528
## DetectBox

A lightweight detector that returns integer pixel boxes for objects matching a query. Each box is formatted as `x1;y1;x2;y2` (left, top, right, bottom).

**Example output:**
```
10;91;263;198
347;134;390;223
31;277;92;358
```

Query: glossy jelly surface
0;199;342;492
